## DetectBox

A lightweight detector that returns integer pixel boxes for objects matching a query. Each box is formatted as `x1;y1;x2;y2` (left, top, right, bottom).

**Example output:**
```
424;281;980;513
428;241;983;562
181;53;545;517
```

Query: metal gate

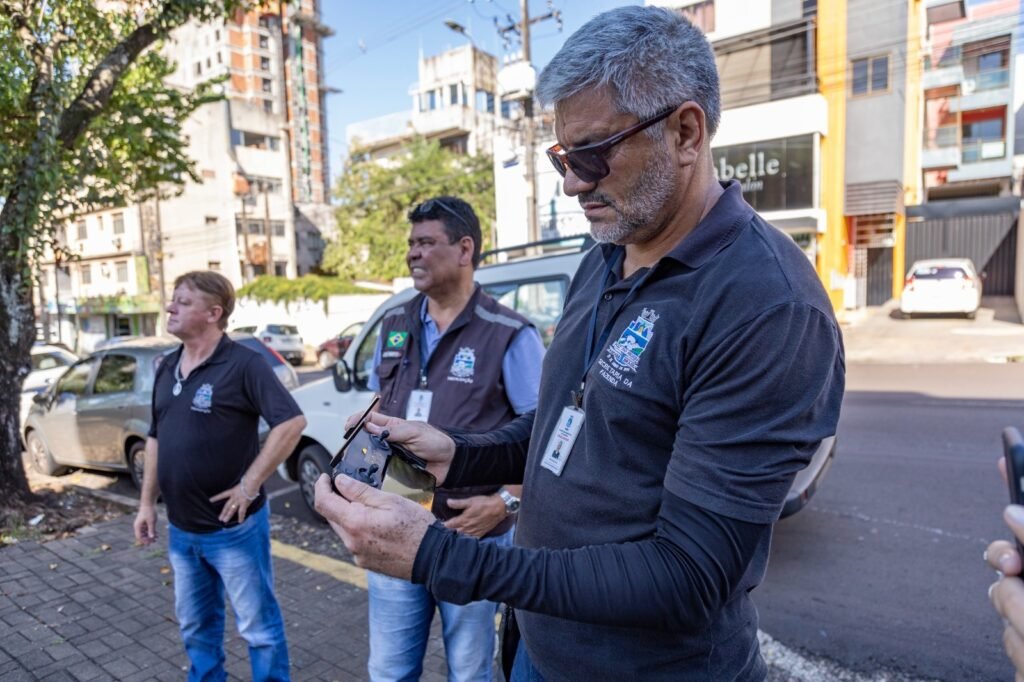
905;197;1019;296
866;247;893;306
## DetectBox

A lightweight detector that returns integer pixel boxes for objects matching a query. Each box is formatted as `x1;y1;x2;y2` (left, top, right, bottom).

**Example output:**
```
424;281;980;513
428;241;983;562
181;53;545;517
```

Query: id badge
540;406;585;476
406;389;433;422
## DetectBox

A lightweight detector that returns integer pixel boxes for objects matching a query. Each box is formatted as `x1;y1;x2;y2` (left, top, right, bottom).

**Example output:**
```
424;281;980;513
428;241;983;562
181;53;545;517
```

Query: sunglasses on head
545;104;682;184
413;198;473;233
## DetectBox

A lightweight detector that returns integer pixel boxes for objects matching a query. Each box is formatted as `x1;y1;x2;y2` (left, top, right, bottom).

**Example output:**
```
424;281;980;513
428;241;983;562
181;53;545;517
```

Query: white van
276;237;835;520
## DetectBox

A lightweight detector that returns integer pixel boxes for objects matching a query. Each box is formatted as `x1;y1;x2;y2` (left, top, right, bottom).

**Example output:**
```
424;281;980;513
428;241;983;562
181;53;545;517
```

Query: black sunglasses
412;198;472;233
546;104;682;183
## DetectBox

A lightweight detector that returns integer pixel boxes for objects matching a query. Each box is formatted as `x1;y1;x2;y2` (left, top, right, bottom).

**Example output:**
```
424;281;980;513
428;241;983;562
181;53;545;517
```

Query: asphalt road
756;363;1024;681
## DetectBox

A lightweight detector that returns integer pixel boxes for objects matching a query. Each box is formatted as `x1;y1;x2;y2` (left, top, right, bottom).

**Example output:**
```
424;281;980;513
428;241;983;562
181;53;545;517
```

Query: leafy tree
0;0;247;505
238;274;381;305
324;137;495;282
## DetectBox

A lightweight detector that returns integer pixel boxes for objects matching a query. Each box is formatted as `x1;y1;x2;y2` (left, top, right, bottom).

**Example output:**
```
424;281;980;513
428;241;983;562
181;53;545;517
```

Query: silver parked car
24;334;298;488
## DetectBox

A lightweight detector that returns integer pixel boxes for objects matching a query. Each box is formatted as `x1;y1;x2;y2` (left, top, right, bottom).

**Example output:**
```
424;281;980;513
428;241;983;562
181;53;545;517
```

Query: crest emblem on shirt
387;332;409;349
448;346;476;383
606;308;659;373
191;383;214;413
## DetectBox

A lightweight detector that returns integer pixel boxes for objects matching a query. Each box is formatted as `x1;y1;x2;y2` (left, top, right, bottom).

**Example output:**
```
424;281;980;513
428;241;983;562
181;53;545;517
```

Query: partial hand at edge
133;507;157;546
987;457;1024;678
314;473;435;580
444;494;506;538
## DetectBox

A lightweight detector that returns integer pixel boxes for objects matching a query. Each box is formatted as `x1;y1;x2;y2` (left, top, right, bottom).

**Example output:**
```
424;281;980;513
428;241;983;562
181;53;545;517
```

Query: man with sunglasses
361;196;545;681
317;7;844;681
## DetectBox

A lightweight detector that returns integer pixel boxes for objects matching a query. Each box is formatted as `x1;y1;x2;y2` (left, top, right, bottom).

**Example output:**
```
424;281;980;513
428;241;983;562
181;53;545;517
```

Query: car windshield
267;324;299;335
234;336;284;366
31;348;77;370
913;266;969;280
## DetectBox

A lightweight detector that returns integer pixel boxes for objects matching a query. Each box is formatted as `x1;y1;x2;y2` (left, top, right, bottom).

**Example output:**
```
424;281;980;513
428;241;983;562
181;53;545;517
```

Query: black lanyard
576;248;648;406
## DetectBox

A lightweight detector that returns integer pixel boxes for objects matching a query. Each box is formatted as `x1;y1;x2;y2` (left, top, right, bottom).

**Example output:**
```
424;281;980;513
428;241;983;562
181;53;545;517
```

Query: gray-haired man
315;7;845;680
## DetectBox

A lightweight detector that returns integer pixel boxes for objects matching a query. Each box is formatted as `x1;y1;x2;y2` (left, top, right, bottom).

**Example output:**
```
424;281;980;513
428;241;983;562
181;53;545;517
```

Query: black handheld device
328;399;435;492
1002;427;1024;555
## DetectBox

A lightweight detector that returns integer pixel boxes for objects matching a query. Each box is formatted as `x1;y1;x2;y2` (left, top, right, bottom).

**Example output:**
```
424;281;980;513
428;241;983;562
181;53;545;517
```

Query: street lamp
444;19;477;48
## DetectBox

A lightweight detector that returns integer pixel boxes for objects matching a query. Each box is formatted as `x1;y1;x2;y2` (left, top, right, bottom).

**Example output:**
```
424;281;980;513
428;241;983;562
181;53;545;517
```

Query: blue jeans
509;639;546;682
168;504;290;682
367;527;514;682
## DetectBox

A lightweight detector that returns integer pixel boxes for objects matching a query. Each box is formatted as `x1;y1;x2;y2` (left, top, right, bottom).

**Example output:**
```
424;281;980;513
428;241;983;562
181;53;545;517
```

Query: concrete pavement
0;509;453;682
840;295;1024;364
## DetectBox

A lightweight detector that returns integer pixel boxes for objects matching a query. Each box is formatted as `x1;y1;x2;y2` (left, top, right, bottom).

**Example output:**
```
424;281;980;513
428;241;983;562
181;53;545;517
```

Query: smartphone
1002;427;1024;555
328;395;380;472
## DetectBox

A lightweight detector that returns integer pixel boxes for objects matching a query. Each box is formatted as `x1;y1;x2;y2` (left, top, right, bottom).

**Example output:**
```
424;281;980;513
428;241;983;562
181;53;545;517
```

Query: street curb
71;484;140;510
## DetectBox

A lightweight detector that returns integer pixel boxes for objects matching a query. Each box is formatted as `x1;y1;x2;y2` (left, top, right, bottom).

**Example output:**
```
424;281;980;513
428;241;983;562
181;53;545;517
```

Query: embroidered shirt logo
606;307;659;373
191;383;214;413
386;332;409;349
448;347;476;383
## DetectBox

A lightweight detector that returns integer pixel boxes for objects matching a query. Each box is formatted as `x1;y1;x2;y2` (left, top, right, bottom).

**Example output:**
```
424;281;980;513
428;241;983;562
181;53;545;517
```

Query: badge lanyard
543;248;651;477
575;248;648;407
407;312;436;422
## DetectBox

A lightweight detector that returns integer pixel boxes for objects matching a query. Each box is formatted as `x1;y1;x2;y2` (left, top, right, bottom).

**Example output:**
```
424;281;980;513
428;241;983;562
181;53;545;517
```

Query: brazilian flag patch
386;331;409;349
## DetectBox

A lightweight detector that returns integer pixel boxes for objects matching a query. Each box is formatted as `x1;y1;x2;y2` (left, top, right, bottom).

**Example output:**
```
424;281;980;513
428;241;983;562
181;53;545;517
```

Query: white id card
540;406;585;476
406;390;433;422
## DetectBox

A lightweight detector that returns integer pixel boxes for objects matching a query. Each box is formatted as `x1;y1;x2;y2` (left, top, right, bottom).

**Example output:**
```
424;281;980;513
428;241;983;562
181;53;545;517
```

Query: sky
318;0;638;185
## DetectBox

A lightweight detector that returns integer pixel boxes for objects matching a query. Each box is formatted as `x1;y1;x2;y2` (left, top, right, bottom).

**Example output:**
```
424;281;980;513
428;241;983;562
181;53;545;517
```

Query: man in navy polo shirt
134;271;306;682
315;6;844;681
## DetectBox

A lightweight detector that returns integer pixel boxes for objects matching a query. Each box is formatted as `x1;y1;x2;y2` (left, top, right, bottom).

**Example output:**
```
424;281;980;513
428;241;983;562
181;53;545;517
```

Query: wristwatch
499;488;521;515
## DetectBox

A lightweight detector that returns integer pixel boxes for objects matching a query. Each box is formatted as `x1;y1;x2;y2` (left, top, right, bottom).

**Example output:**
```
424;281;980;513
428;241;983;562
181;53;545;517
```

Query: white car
21;344;79;427
275;236;836;520
256;324;304;366
900;258;982;319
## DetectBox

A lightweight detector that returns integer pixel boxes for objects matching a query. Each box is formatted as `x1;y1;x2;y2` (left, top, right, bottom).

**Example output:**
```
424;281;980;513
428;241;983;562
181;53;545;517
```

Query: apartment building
346;44;502;161
36;1;334;349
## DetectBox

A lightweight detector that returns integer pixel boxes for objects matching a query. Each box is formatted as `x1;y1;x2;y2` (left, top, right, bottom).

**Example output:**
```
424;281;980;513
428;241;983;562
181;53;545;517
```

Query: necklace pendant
173;381;182;396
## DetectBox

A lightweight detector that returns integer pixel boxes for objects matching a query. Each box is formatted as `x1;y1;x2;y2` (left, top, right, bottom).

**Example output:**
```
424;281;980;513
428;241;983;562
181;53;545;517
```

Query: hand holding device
1003;427;1024;555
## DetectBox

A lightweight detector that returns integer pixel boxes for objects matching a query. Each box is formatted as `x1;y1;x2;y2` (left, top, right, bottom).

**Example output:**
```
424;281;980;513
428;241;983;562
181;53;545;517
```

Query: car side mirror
332;359;353;393
32;392;49;405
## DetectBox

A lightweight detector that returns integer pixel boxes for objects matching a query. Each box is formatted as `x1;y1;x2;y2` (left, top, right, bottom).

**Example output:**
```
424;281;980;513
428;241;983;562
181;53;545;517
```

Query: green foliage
323;138;495;282
0;0;245;277
237;275;382;304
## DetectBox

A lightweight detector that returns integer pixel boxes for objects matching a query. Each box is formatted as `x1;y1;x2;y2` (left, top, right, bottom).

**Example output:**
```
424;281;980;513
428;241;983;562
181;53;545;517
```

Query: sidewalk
0;511;452;682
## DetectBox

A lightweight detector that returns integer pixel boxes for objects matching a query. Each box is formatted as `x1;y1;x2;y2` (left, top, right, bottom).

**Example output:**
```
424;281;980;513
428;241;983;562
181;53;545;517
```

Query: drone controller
331;428;435;492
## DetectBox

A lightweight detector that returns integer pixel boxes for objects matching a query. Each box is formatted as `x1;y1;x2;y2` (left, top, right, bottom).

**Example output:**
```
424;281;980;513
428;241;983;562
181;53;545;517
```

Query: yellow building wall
817;0;849;310
896;0;924;298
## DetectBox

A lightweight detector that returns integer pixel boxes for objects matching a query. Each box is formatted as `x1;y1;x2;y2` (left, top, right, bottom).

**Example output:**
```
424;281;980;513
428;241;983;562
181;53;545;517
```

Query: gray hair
536;6;720;139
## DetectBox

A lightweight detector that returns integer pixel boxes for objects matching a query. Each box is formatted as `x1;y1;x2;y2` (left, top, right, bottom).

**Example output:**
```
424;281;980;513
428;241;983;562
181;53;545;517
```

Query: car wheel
317;350;335;369
297;443;331;522
26;430;66;476
128;440;146;490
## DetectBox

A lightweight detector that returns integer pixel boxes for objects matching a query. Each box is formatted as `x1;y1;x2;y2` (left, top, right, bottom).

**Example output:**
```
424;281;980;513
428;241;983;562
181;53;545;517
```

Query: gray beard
586;145;678;244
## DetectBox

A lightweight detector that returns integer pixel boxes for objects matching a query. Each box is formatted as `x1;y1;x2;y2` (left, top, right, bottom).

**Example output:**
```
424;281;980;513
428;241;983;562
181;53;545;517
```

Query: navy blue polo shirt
412;181;846;679
150;334;302;532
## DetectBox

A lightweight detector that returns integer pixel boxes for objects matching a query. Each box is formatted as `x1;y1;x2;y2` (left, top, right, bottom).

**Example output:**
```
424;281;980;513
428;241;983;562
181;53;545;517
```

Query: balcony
960;137;1005;164
921;124;960;169
715;18;817;110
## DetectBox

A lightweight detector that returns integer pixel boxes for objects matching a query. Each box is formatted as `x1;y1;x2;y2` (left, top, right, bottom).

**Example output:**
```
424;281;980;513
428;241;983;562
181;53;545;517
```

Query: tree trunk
0;270;38;503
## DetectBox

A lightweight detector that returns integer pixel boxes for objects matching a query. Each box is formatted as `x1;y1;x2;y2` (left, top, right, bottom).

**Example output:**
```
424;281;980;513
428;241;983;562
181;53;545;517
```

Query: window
115;316;132;336
248;220;264;235
424;90;436;111
353;321;382;390
263;99;274;114
54;359;96;397
851;55;889;95
93;354;137;394
195;62;202;76
205;216;218;225
259;34;269;49
76;219;87;240
116;260;128;282
215;29;220;41
258;16;271;29
262;78;272;93
483;278;569;347
274;261;287;276
32;350;76;371
260;56;271;71
206;57;211;68
216;51;222;64
450;84;459;106
271;220;285;237
112;212;124;235
81;264;92;285
208;260;221;271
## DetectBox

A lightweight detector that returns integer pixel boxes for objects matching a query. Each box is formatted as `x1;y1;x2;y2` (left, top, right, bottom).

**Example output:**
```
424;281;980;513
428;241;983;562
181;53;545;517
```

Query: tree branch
56;2;188;150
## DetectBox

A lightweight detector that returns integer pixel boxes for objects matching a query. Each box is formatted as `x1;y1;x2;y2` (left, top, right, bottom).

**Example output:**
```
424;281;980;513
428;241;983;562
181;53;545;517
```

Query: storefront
711;133;823;264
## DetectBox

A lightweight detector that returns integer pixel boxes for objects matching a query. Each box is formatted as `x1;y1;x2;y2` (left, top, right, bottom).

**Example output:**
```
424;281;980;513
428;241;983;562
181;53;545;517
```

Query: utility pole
153;196;167;332
498;1;562;246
